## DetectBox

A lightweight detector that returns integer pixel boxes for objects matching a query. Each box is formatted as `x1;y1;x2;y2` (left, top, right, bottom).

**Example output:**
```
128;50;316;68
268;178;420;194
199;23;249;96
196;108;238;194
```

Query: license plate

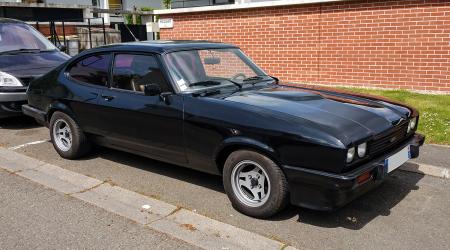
384;145;411;173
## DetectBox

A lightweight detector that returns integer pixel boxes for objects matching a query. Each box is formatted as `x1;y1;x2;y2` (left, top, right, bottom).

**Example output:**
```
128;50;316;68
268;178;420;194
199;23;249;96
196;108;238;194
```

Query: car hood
0;51;70;78
223;85;413;145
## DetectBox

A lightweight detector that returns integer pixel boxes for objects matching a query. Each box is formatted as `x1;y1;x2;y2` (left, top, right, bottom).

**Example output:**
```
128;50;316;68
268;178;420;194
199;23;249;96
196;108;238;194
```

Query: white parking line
8;140;50;150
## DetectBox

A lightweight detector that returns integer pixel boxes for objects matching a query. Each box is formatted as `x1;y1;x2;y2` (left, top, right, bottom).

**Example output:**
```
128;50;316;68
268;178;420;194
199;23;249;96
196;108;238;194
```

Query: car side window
68;54;111;86
112;54;170;93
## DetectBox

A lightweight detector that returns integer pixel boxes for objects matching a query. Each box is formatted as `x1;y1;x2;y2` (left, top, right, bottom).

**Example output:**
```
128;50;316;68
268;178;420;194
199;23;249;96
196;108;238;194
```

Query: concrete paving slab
150;208;285;250
72;183;178;225
16;163;104;194
400;162;449;179
412;144;449;169
0;147;44;172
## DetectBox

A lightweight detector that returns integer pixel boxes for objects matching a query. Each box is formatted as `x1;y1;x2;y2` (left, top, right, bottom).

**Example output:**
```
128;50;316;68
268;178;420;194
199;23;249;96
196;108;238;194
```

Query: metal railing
35;17;107;50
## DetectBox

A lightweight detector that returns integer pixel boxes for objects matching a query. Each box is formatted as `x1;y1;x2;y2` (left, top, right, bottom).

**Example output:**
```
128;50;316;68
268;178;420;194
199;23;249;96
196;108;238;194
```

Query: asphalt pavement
0;169;198;250
1;116;450;250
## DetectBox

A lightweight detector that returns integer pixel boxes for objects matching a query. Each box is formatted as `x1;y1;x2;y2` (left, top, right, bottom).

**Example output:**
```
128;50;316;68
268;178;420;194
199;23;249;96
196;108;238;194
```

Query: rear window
68;54;111;86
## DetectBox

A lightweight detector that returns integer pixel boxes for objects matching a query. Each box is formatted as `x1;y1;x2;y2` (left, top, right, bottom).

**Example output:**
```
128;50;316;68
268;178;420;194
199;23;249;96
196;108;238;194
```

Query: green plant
162;0;171;9
141;7;156;11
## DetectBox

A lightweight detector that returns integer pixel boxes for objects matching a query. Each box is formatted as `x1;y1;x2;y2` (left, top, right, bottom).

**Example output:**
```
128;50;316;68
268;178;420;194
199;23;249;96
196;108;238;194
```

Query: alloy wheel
231;160;271;207
52;119;72;152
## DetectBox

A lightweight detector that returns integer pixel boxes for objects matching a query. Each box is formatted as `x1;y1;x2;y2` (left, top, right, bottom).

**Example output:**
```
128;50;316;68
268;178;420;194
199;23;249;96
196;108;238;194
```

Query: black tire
49;111;91;159
223;150;289;218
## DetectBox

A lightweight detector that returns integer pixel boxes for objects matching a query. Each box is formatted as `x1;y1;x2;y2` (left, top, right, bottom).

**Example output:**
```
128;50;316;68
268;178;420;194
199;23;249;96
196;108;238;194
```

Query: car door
64;53;112;134
95;52;187;165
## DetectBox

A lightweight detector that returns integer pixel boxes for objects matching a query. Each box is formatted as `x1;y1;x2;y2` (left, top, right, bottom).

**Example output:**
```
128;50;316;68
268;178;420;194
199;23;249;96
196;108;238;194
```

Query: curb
0;148;294;250
400;162;449;179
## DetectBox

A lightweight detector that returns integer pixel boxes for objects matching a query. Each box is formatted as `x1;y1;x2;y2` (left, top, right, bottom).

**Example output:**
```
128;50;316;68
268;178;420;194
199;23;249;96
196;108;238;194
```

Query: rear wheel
223;150;289;218
50;111;91;159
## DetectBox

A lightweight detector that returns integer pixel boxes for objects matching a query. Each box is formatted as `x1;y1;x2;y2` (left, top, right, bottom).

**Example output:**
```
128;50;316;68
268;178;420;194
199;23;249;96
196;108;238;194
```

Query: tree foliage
162;0;171;9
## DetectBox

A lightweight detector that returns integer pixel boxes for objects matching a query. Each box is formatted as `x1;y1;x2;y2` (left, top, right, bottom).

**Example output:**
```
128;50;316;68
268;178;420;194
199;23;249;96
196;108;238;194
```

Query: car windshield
165;48;269;92
0;23;57;53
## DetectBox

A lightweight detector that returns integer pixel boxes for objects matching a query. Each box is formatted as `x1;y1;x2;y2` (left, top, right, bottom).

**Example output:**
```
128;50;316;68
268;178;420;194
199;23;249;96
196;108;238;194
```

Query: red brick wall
33;25;79;37
159;0;450;92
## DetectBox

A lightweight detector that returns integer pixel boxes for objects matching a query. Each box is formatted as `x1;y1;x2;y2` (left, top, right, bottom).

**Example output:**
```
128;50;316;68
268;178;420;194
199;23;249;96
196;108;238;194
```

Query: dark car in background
0;18;69;118
23;41;424;218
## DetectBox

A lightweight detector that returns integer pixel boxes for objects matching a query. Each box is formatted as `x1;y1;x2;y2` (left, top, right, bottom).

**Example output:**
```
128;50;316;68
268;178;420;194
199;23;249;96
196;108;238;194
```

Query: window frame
65;52;113;89
108;51;175;96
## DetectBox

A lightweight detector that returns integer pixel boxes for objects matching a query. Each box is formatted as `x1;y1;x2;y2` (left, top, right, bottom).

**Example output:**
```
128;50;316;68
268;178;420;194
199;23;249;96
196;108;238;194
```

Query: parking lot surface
1;116;450;250
0;169;197;250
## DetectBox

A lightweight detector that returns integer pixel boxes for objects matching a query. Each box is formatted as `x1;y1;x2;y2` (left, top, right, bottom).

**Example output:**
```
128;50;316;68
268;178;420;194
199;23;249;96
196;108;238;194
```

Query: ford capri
23;41;424;218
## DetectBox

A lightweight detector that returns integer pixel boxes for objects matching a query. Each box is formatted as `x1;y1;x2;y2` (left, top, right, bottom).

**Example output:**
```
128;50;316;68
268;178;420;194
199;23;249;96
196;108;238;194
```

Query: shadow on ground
82;146;423;230
85;146;225;193
270;171;423;230
0;116;40;130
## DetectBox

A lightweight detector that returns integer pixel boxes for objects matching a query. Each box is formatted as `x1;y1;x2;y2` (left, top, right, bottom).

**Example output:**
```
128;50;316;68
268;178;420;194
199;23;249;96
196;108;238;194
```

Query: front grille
19;77;35;86
368;122;409;156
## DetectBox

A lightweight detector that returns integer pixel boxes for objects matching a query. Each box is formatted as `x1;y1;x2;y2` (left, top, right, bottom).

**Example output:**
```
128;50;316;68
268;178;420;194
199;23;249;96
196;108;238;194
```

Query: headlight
347;147;355;163
357;143;367;158
407;117;417;133
0;71;22;87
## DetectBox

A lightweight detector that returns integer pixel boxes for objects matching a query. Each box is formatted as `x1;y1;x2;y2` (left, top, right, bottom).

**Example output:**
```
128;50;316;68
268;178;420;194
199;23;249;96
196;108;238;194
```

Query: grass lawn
337;87;449;145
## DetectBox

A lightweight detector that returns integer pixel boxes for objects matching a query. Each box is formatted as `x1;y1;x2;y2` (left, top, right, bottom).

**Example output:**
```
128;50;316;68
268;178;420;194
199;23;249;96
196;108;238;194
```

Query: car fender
214;136;279;173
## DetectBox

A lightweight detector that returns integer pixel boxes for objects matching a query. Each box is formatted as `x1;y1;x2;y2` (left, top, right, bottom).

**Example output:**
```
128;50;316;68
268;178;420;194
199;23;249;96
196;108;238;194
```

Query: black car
0;18;69;118
23;41;424;218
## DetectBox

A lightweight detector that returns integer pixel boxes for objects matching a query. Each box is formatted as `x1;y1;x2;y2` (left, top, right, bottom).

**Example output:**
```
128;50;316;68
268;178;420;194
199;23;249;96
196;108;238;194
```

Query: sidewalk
399;144;449;179
413;144;449;169
0;169;198;250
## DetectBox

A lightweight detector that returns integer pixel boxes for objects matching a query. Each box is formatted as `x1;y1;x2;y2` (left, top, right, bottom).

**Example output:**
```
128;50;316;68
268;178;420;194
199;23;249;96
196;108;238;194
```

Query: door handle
101;95;115;101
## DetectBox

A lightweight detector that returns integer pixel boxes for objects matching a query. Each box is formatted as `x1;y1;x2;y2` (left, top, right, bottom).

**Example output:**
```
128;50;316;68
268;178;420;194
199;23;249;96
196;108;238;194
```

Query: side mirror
57;44;67;52
144;84;162;96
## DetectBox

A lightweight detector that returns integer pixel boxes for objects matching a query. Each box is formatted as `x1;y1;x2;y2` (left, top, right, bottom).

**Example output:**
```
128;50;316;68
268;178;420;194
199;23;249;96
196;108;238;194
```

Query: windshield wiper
189;79;243;91
0;48;41;55
242;76;264;82
223;79;242;90
192;89;221;97
188;80;222;87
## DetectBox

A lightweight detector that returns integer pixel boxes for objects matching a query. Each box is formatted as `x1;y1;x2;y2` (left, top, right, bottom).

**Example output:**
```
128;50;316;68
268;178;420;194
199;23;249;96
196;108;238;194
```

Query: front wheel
50;111;91;159
223;150;289;218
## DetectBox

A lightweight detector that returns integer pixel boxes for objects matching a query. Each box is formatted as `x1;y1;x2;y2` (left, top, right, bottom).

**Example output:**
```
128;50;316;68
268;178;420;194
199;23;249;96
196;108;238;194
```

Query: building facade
156;0;450;93
0;0;162;23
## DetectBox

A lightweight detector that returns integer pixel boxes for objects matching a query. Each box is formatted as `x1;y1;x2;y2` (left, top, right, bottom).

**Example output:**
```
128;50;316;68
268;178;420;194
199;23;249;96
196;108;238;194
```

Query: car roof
0;18;26;24
85;40;239;54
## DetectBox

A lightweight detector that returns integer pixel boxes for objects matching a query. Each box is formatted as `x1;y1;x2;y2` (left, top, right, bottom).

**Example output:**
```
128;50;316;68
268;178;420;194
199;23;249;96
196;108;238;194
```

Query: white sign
158;18;174;29
146;22;160;32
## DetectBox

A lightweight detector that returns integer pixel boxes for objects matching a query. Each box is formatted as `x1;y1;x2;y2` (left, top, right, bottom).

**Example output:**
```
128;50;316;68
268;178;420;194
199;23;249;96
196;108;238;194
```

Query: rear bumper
284;133;425;211
22;104;47;126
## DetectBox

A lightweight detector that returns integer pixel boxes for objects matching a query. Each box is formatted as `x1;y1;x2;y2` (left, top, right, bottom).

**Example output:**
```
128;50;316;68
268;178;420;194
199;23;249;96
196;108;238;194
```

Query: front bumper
0;89;27;118
0;91;27;102
283;133;425;211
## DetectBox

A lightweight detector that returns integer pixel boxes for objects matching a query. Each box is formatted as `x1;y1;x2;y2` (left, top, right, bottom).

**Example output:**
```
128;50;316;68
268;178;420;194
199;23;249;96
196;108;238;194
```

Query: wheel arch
46;101;76;124
214;137;281;175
